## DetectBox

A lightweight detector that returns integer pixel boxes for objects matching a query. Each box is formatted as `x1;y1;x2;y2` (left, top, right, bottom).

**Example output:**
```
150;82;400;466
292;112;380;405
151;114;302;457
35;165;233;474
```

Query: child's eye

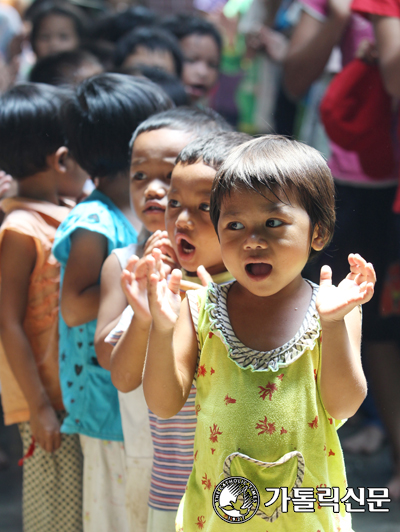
166;172;172;180
199;203;210;212
266;219;283;228
131;172;147;181
227;221;244;230
168;199;180;208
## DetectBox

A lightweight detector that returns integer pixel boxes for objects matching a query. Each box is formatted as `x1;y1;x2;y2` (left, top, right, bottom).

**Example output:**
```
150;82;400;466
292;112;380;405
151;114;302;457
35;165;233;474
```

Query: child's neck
227;276;312;352
17;170;59;205
97;172;137;227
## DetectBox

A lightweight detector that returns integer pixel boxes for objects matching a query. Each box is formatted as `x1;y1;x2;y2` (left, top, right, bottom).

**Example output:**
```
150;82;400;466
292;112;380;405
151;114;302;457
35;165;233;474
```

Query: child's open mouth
187;84;207;98
143;202;165;214
180;238;196;255
245;263;272;279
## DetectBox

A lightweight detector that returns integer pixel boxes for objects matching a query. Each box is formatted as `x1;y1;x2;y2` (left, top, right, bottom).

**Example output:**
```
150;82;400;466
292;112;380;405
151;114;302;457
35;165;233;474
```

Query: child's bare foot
387;471;400;501
342;424;385;454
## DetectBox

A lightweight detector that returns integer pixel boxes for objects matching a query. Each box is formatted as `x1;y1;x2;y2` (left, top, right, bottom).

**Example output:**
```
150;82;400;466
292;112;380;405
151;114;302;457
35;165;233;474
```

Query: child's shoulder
60;190;116;228
0;197;71;241
185;280;234;329
53;191;123;260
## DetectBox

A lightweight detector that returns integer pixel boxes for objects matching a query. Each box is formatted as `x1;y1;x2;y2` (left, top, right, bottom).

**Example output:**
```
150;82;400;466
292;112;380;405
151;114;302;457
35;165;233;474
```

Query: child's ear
53;146;69;173
311;223;326;251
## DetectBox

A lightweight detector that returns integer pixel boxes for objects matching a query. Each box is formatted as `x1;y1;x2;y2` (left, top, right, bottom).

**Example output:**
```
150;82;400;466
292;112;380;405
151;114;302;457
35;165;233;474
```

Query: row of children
7;2;221;107
0;71;375;532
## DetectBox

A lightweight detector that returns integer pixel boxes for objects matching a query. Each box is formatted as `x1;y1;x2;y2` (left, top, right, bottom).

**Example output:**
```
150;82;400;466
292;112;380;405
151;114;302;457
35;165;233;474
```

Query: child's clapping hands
316;253;376;323
143;230;179;274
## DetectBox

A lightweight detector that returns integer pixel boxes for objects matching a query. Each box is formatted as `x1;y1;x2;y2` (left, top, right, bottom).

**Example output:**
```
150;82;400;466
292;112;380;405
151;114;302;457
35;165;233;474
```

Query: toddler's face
180;34;220;102
217;187;324;297
122;47;176;75
130;129;193;233
166;161;225;275
34;15;79;58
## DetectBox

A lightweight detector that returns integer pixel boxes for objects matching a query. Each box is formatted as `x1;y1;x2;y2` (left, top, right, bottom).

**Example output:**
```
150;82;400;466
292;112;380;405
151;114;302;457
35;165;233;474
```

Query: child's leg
125;457;152;532
18;416;83;532
79;435;129;532
146;507;177;532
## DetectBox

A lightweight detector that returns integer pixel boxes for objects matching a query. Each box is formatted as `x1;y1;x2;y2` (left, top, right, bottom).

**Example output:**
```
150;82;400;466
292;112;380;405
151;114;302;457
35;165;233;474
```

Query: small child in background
30;49;103;86
30;2;87;59
143;135;375;532
161;14;222;104
0;83;87;532
109;131;250;532
115;26;183;76
52;74;172;532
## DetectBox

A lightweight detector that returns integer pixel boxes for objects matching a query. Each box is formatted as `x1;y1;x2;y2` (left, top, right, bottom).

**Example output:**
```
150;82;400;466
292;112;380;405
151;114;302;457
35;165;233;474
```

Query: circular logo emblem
212;476;260;524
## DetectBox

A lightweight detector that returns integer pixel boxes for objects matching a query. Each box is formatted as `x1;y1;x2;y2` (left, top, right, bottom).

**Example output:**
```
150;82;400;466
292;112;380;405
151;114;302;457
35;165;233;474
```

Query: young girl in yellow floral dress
142;135;376;532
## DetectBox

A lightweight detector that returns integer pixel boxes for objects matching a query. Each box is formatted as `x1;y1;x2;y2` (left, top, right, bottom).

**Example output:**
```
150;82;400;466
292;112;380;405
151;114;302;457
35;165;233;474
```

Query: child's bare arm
317;254;375;420
372;15;400;98
61;228;108;327
94;253;128;370
110;256;152;392
0;231;61;452
143;256;198;419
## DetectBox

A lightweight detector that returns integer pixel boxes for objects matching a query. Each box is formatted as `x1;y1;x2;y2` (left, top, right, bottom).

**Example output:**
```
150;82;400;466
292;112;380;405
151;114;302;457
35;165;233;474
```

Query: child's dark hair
30;2;87;54
62;73;173;179
161;14;222;52
210;135;336;257
115;27;183;76
0;83;68;179
130;107;232;150
121;65;189;106
177;131;252;171
89;6;157;43
29;49;102;86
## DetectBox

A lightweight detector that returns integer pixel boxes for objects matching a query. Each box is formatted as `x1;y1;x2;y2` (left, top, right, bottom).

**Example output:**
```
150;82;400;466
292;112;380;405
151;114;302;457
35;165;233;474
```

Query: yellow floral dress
176;280;353;532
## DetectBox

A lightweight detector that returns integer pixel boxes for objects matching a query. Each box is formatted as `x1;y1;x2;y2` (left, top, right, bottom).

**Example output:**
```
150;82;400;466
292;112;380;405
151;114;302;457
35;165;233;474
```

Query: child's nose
145;182;166;199
176;209;193;229
244;233;267;249
196;61;209;79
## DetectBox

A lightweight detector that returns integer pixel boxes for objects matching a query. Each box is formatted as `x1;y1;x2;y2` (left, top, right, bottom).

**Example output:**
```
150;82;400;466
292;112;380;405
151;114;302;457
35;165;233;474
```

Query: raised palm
316;254;376;323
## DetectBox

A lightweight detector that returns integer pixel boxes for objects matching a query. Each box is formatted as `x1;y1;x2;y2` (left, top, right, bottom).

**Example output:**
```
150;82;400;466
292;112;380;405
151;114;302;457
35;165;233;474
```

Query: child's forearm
0;322;52;411
319;310;367;420
143;325;187;419
110;315;151;393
